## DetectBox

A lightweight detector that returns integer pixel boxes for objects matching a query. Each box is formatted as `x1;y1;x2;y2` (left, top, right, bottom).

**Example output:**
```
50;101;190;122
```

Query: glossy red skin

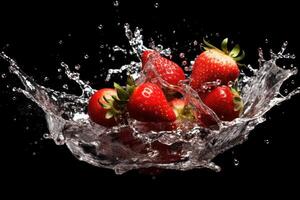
201;86;240;122
142;50;185;85
191;50;240;93
88;88;117;127
127;82;176;122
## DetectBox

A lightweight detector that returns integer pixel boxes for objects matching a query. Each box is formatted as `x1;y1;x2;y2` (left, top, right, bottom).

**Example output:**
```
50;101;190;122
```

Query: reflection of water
1;25;299;174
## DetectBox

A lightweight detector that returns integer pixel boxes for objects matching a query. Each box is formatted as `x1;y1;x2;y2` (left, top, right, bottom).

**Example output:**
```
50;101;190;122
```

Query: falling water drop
113;0;119;7
75;64;81;70
233;158;240;167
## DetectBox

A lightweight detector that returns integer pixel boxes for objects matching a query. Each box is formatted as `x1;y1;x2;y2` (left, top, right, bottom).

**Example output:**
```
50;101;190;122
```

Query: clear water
1;24;299;174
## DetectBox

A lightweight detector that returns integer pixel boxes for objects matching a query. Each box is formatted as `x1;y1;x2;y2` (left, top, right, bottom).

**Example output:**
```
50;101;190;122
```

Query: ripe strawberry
88;88;119;127
127;82;176;122
201;86;243;123
190;38;244;93
141;50;185;85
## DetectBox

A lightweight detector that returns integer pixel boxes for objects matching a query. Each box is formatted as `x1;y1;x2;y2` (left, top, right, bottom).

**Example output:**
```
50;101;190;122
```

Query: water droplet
75;64;81;70
57;75;62;80
184;66;189;71
156;44;163;51
1;73;6;78
44;76;49;82
84;54;89;59
113;0;119;7
12;96;16;101
291;80;295;85
265;38;268;44
12;87;17;92
193;40;198;46
182;60;187;66
57;68;62;72
154;2;159;8
27;105;32;109
228;81;233;87
43;133;50;139
179;53;185;58
98;24;103;30
32;152;36;156
63;84;69;90
99;59;103;63
34;141;38;145
25;126;30;130
284;89;288;94
13;117;17;122
68;33;72;37
215;33;220;37
111;56;115;61
58;40;63;45
264;139;270;144
233;158;239;167
173;30;176;34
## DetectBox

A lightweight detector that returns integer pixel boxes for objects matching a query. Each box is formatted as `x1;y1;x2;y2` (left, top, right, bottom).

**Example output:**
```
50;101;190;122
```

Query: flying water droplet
98;24;103;30
75;64;81;70
113;0;119;7
44;76;49;82
1;73;6;78
179;53;185;58
154;2;159;8
233;158;239;167
63;84;69;90
84;54;89;59
264;139;270;144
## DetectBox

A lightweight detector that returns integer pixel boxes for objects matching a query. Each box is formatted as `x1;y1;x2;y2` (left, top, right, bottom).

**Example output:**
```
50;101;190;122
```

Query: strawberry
127;82;176;122
190;38;244;94
88;77;136;127
141;50;185;85
201;86;243;123
88;88;119;127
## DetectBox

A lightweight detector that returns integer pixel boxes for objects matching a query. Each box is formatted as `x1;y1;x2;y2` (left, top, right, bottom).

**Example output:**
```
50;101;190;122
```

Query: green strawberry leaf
114;82;129;101
233;50;245;62
98;99;111;109
203;38;218;50
229;44;241;57
105;110;114;119
126;75;136;86
221;38;229;54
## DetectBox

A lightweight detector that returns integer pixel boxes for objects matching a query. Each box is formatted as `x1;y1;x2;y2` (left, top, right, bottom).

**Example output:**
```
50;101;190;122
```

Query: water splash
1;26;299;174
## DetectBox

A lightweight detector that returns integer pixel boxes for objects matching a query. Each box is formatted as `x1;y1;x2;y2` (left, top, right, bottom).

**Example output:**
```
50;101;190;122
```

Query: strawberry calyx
202;38;245;64
230;87;244;116
170;99;196;121
99;76;137;120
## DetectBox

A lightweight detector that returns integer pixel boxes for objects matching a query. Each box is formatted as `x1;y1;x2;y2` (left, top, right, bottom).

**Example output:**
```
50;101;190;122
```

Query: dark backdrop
0;0;299;195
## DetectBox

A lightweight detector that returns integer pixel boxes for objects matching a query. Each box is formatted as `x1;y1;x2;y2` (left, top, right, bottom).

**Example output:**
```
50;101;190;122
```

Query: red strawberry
127;82;176;122
201;86;243;123
191;38;244;94
88;88;119;127
141;50;185;85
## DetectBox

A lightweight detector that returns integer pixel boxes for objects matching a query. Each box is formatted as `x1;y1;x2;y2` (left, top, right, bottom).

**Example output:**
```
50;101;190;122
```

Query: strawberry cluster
87;38;245;164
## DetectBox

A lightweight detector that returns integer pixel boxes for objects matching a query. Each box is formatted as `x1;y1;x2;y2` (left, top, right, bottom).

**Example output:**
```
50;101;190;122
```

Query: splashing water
1;25;300;174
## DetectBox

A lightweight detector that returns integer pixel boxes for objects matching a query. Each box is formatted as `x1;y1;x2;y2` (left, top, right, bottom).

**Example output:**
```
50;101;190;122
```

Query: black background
0;0;299;194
